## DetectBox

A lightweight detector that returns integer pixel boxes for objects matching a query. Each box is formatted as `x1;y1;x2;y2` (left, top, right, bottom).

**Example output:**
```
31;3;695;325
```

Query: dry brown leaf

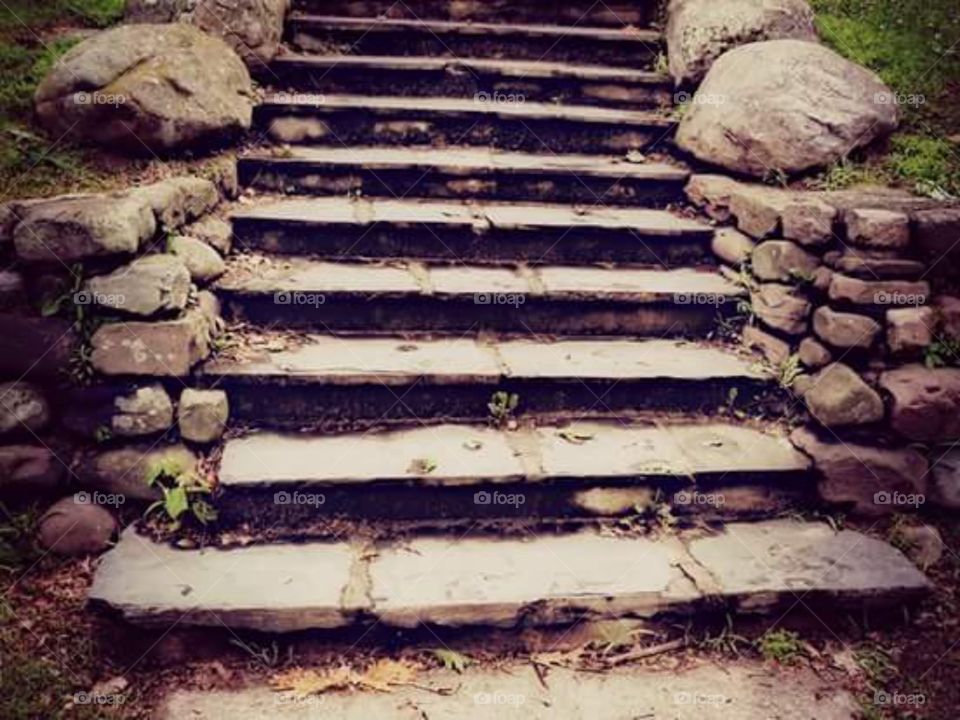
358;658;419;692
270;666;355;699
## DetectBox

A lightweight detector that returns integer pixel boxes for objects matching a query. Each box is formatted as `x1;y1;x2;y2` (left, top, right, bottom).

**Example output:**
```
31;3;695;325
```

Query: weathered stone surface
86;254;191;316
666;0;817;85
168;236;225;283
781;198;837;246
912;207;960;259
751;240;819;282
267;116;331;143
129;177;220;231
38;497;116;556
834;255;925;280
182;216;232;255
127;0;290;67
0;314;77;380
791;427;927;515
112;384;174;437
845;208;910;249
880;365;960;442
742;324;791;365
887;306;934;355
751;283;811;335
684;174;742;221
0;382;50;436
91;306;215;376
898;525;944;570
729;187;787;239
13;195;155;262
83;444;197;501
935;295;960;338
804;363;884;427
828;274;929;307
0;445;65;497
811;266;833;293
676;40;898;177
178;389;228;443
35;24;253;154
0;270;24;309
931;448;960;510
710;226;755;266
798;336;832;369
812;306;881;350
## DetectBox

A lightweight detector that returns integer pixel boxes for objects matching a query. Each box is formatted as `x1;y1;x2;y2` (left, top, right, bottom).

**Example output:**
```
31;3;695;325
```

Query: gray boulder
0;445;65;498
38;497;117;556
82;443;197;501
804;363;884;427
112;384;175;437
168;236;226;283
751;240;819;282
676;40;898;177
34;23;253;154
667;0;817;84
0;382;50;436
85;254;191;317
178;389;229;443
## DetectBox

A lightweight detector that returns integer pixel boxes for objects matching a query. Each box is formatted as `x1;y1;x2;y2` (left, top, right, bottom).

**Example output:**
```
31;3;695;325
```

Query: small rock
112;384;174;437
751;283;811;335
931;447;960;510
168;236;226;283
0;445;65;498
130;177;220;232
798;336;832;369
730;187;788;239
751;240;819;282
268;117;331;143
85;254;191;316
710;226;755;266
887;306;934;355
178;389;229;443
38;497;117;556
572;487;655;515
83;444;197;501
834;255;925;280
781;198;837;246
845;208;910;249
0;382;50;436
742;324;791;366
810;266;833;293
935;295;960;339
912;207;960;258
828;274;930;307
812;306;881;349
684;174;743;221
183;216;232;255
804;363;884;427
880;365;960;442
897;525;944;570
0;270;24;309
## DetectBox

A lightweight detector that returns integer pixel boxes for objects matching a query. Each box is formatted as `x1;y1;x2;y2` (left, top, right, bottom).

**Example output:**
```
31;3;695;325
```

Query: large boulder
85;254;191;317
880;366;960;442
81;443;197;501
34;23;253;154
126;0;289;67
38;497;117;556
803;363;884;427
675;40;898;177
667;0;817;85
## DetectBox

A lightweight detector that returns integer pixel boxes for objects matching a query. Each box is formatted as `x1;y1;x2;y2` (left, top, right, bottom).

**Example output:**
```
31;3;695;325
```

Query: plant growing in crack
758;629;804;664
775;354;803;390
487;391;519;428
144;457;218;532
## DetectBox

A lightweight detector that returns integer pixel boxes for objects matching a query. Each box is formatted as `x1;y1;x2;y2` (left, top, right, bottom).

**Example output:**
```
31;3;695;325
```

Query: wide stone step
231;197;714;264
200;335;778;430
216;256;741;335
289;1;656;28
238;146;688;206
253;94;677;154
271;54;672;109
214;421;812;532
90;520;929;633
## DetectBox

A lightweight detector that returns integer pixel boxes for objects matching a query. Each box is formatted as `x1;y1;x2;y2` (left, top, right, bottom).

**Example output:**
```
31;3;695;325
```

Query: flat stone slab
91;521;928;632
205;336;767;385
232;197;710;236
219;421;808;487
242;146;689;181
89;529;359;632
217;255;742;302
161;660;858;720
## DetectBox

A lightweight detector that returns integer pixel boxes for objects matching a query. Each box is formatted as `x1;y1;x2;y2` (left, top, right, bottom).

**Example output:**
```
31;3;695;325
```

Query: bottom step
90;521;928;633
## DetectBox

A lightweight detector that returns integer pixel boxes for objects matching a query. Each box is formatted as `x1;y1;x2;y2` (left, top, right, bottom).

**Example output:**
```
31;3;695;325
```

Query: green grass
810;0;960;197
0;0;124;32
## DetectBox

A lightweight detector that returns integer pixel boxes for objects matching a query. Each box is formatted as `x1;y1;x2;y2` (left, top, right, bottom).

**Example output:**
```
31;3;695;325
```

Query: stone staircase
89;0;929;651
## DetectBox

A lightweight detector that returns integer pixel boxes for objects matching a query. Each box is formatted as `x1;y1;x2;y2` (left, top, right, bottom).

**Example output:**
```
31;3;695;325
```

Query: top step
290;1;658;28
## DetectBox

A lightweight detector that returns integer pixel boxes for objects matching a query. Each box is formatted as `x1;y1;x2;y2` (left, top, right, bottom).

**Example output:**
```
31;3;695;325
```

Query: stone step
254;94;677;154
231;197;714;265
90;520;929;633
200;335;778;430
216;256;741;336
238;146;688;206
289;1;656;28
271;54;672;109
214;421;812;532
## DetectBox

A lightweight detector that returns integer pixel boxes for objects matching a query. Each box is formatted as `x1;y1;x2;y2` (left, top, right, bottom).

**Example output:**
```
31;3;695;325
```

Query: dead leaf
408;458;438;475
463;440;484;451
557;430;595;445
431;648;471;674
271;666;354;699
359;659;418;692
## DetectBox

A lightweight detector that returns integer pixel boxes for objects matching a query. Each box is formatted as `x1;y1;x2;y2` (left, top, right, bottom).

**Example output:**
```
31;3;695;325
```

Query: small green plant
653;51;669;75
0;503;42;573
855;644;897;687
487;391;519;427
93;424;113;444
758;629;804;664
775;354;803;390
696;615;750;656
144;458;218;531
924;338;960;368
431;648;472;674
